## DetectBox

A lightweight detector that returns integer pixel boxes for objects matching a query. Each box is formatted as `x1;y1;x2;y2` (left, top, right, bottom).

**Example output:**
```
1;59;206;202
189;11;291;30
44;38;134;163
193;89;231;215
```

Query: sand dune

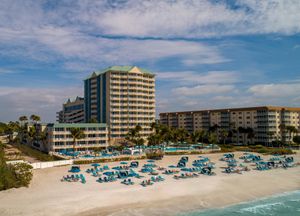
0;152;300;216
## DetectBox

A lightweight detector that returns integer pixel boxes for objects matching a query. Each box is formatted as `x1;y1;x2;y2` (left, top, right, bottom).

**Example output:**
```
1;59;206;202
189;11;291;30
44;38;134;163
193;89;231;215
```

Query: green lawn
14;144;60;162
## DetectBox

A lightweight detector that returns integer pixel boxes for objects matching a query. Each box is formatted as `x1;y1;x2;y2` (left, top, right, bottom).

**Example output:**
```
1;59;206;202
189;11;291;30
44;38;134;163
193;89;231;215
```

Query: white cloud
0;25;228;68
248;83;300;97
89;0;300;38
172;84;235;96
0;68;16;75
0;86;82;122
158;71;239;84
293;44;300;49
157;81;300;115
0;0;300;122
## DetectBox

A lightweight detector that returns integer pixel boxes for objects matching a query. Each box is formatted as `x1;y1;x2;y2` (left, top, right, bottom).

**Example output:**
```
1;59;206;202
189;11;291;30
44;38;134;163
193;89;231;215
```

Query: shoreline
77;188;300;216
76;180;300;216
1;152;300;216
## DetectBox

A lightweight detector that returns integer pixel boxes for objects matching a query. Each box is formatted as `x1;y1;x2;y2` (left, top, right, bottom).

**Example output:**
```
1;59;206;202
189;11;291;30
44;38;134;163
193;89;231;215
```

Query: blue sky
0;0;300;122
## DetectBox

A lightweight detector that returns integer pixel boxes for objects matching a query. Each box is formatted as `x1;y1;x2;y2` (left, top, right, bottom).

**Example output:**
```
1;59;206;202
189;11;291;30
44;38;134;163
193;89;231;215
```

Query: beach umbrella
147;160;155;163
103;171;114;176
91;163;100;167
120;161;128;165
168;165;177;168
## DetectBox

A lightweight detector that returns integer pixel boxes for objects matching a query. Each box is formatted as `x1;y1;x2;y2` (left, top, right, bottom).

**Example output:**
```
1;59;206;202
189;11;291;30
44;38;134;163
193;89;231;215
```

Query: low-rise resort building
160;106;300;145
28;123;109;153
46;123;108;153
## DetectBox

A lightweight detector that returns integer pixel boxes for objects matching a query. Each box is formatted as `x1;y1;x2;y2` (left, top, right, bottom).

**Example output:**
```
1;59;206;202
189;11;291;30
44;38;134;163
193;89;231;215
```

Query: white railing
30;160;74;169
7;159;74;169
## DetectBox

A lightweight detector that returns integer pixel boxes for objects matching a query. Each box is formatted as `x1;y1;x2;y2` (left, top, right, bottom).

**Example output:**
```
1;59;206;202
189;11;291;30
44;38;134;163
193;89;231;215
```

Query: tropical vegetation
125;125;145;148
69;128;85;155
0;142;33;191
127;122;299;148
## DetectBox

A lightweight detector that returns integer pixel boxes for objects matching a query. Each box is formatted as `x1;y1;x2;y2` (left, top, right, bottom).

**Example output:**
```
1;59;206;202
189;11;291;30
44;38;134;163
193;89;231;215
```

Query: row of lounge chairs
141;179;154;187
140;167;154;173
144;163;157;168
163;169;180;175
97;176;117;183
220;153;234;161
112;165;131;170
174;173;199;179
151;176;165;182
224;166;250;174
61;174;86;184
256;158;296;171
121;178;134;185
86;166;109;173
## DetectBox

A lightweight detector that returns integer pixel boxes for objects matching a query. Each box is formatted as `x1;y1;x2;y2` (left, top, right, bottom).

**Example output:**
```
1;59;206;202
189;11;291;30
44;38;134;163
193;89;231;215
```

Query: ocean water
179;190;300;216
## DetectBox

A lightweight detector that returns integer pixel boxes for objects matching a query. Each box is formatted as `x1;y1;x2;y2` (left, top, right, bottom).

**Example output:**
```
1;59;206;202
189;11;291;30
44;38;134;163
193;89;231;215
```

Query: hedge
219;145;294;155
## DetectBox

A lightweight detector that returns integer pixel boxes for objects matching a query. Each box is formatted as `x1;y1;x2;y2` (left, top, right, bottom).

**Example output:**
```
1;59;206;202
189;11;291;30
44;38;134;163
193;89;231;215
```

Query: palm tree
38;130;48;152
69;128;85;157
238;127;246;145
190;130;201;144
89;118;98;123
147;134;156;146
220;129;229;145
246;127;255;145
266;131;275;147
30;115;41;124
208;132;218;151
19;116;28;125
149;122;163;146
125;125;143;149
28;126;36;145
177;128;188;144
160;124;172;146
198;130;206;144
6;121;20;142
171;128;180;143
286;126;298;147
228;122;236;143
279;123;286;146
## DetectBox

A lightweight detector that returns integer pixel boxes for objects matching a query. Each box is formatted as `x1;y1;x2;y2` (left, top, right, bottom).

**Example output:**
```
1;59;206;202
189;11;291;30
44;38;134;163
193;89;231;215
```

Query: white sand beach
1;152;300;216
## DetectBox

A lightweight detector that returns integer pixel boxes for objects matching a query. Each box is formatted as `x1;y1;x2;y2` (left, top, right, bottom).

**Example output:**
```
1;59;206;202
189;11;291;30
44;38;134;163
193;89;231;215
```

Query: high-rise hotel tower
84;66;155;144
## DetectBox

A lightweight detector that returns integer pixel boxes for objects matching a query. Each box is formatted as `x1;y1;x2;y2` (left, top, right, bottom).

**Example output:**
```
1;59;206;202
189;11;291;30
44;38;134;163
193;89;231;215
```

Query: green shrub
146;150;164;160
267;148;294;155
293;136;300;144
220;144;294;155
12;163;33;187
0;143;33;190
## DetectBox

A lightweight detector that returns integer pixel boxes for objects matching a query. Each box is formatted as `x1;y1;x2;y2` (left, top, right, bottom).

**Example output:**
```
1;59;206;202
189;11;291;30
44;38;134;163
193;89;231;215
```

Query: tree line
124;123;300;148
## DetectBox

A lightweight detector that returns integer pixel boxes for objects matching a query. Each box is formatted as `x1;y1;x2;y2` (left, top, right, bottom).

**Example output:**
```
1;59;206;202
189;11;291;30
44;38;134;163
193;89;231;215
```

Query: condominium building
84;66;155;144
46;123;108;152
57;97;84;123
160;106;300;145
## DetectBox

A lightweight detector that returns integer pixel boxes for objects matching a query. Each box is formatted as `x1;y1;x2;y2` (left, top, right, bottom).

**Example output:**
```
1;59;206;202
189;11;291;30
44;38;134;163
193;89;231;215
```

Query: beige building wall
46;123;108;153
57;97;84;123
160;106;300;145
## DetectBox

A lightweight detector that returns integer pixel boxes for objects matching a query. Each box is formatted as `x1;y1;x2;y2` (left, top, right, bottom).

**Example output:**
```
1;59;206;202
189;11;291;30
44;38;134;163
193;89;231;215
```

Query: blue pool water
179;190;300;216
165;147;194;152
